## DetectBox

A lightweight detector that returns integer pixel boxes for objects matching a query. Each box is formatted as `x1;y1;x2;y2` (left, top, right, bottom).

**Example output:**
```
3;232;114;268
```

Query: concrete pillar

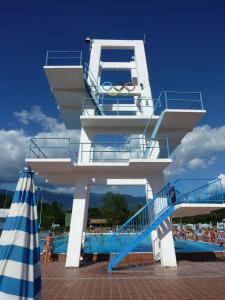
65;177;90;268
157;217;177;267
78;128;93;164
146;181;160;261
147;173;177;267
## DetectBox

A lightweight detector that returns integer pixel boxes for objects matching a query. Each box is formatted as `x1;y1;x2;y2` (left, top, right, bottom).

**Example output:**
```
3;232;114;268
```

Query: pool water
40;234;225;254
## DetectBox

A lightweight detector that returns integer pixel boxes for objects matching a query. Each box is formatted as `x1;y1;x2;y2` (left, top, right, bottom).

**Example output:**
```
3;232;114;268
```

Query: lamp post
39;190;43;228
4;190;8;209
36;187;43;229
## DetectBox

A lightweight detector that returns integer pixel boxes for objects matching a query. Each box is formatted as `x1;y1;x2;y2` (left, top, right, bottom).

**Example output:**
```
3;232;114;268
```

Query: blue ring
102;81;113;91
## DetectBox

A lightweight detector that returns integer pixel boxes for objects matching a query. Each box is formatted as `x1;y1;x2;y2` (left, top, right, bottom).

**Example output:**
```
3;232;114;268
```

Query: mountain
89;193;146;210
0;189;146;210
40;190;146;210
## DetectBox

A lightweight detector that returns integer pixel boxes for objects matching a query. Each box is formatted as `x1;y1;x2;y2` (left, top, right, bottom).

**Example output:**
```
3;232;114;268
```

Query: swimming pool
40;233;225;254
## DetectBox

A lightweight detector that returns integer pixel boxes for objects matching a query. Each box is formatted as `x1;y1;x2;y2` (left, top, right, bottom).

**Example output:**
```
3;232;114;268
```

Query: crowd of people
173;226;225;246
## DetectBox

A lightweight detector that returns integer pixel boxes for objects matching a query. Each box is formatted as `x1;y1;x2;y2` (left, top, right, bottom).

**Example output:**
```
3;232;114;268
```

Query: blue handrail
83;63;104;115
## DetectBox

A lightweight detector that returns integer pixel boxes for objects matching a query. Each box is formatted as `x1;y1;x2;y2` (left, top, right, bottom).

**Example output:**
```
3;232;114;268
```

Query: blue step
83;63;104;115
84;79;104;115
108;205;174;272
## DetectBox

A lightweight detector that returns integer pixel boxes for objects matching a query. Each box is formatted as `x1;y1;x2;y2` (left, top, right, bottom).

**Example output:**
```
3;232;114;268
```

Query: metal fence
45;51;83;66
27;137;170;162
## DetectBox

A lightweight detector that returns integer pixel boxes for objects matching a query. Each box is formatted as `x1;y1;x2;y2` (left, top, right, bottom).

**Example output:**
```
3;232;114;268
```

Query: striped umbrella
0;166;41;299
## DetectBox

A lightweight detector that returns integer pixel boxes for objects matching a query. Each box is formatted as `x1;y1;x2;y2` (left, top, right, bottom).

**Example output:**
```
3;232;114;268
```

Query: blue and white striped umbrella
0;166;41;299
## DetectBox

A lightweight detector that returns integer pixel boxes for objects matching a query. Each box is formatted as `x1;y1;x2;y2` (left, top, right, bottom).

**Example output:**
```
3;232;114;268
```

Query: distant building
90;218;108;227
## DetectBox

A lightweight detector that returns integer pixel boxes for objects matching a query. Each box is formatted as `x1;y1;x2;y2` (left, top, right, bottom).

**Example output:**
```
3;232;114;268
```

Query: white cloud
188;158;206;170
92;144;130;162
0;106;80;183
0;129;27;182
14;105;62;132
44;185;75;195
165;124;225;177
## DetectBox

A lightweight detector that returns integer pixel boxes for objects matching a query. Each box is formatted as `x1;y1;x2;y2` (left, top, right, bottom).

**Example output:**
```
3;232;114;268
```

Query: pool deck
42;259;225;299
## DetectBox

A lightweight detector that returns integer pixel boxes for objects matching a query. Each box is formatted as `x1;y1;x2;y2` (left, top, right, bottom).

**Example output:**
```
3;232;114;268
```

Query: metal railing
175;179;224;204
81;90;204;116
27;137;170;162
82;97;154;116
143;91;203;133
28;138;74;159
45;51;83;66
156;91;204;112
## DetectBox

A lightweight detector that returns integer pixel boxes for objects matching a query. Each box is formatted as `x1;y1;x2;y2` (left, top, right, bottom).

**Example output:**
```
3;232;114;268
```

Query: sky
0;0;225;198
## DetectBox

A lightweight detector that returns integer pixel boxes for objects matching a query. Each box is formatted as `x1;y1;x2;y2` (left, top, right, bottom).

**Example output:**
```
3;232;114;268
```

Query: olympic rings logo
101;81;136;96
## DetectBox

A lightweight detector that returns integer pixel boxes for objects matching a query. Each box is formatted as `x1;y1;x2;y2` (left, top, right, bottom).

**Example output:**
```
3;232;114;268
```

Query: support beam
91;178;147;185
100;61;136;70
65;177;90;268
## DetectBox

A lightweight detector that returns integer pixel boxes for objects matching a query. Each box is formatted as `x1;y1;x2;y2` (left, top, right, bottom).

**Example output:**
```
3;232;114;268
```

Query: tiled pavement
41;260;225;300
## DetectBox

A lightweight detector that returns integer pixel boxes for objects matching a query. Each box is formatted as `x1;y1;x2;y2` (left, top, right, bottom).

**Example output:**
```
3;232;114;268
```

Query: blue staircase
142;92;165;158
142;111;165;158
84;63;104;115
108;178;224;272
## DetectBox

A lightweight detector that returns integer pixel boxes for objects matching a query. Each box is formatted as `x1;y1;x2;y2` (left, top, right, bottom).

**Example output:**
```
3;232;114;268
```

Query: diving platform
44;65;88;128
26;158;171;185
172;203;225;218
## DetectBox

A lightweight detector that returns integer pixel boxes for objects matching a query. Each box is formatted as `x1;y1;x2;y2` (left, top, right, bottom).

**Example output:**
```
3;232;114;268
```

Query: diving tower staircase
84;63;104;115
108;179;224;272
142;93;165;158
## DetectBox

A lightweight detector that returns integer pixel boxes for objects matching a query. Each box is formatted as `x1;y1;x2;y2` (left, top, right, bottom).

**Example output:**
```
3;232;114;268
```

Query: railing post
80;51;82;65
200;92;203;110
166;138;169;157
81;143;83;163
68;138;70;158
165;91;168;109
82;98;84;115
45;51;48;66
29;138;31;158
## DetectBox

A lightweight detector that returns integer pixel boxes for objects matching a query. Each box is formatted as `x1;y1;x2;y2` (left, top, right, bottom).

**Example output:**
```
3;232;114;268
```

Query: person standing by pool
44;232;53;262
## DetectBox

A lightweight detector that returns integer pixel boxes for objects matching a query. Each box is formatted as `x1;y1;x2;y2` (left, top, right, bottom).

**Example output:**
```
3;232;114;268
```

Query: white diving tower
26;39;225;269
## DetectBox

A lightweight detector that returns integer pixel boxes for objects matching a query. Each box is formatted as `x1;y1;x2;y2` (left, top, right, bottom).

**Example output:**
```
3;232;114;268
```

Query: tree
37;201;65;230
101;192;129;225
88;207;102;223
0;191;12;208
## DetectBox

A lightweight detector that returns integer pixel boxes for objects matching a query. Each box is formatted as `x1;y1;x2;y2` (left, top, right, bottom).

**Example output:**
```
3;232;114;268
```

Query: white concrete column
157;217;177;267
134;41;153;114
147;173;177;267
88;40;101;82
78;128;93;164
65;177;90;268
146;183;160;261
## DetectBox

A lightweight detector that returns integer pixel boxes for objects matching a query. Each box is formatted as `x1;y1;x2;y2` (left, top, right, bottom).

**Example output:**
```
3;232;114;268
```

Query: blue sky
0;0;225;197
